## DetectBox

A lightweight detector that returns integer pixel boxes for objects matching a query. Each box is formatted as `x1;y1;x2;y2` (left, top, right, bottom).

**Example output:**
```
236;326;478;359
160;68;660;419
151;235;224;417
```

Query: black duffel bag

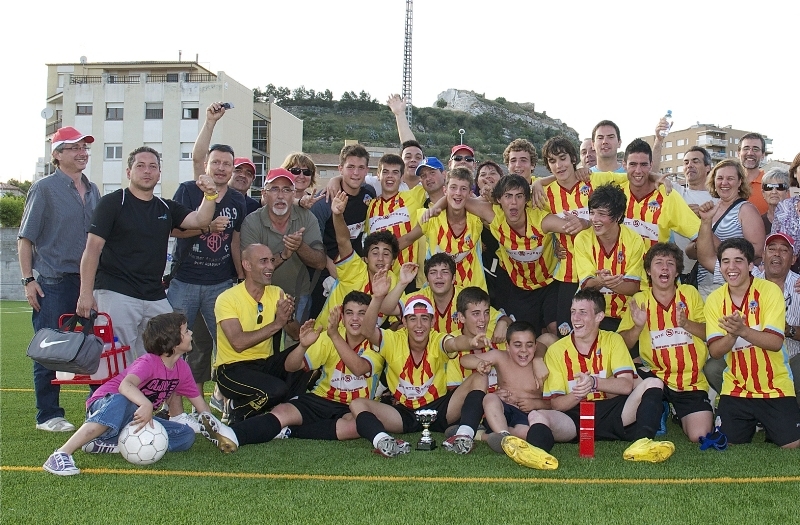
27;313;103;375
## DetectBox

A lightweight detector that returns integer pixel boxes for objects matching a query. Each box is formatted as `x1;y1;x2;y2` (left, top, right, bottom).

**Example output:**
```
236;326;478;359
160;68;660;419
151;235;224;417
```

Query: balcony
697;137;728;147
107;75;140;84
184;73;216;82
710;152;727;160
70;75;102;84
45;119;62;136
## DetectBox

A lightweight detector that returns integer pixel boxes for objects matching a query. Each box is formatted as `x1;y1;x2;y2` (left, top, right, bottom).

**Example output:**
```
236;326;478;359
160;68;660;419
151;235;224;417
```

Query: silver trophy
415;409;438;450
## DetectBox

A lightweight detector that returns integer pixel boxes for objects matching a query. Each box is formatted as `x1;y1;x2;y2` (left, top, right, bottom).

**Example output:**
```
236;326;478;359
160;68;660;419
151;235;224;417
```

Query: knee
642;377;664;391
483;393;501;409
167;426;196;452
349;398;368;415
527;411;546;425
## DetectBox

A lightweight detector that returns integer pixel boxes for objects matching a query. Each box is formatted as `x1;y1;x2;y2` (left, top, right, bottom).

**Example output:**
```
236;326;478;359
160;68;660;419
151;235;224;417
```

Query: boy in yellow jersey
430;174;588;336
399;167;487;291
349;269;491;457
314;191;398;330
200;291;384;451
705;238;800;447
618;243;713;442
537;290;675;463
575;183;646;334
366;154;427;281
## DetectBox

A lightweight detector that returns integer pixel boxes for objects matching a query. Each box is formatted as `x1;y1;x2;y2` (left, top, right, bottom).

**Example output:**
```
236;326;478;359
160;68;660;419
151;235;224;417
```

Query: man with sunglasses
19;126;101;432
213;243;299;424
450;145;477;175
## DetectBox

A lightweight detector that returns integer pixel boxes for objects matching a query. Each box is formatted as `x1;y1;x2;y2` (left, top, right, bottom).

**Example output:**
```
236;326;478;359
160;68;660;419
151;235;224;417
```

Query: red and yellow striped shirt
367;185;426;273
418;210;486;291
490;204;555;290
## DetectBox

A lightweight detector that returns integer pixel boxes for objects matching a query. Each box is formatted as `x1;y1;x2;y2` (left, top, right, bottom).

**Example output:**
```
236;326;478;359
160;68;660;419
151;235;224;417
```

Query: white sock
457;425;475;439
372;432;391;448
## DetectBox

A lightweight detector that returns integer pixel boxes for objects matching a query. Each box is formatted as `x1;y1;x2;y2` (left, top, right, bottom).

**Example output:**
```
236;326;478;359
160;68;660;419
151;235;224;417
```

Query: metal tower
402;0;413;125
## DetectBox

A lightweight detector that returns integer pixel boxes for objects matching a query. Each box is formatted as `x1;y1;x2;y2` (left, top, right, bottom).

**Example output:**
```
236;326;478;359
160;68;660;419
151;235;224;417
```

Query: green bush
0;194;24;227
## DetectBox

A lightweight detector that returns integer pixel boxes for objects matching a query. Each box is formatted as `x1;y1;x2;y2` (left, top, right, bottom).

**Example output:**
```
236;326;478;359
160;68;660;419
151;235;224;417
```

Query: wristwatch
788;325;796;339
21;276;35;286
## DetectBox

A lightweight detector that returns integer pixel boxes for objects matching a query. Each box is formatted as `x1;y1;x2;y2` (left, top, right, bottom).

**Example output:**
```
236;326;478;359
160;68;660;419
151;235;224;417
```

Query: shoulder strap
712;198;747;232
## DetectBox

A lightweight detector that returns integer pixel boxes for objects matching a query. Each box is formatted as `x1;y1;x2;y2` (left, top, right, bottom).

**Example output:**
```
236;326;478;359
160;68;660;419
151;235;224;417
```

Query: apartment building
43;60;302;198
642;123;773;183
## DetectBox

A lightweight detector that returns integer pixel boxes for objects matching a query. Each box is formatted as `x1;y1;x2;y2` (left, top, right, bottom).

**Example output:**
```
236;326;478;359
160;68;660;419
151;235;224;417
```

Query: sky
4;0;798;182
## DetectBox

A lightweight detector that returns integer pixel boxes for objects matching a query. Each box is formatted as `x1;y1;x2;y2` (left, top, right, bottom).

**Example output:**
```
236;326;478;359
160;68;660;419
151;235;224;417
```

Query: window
57;74;66;88
665;154;673;161
145;102;163;120
677;166;684;173
665;141;673;148
106;103;123;120
104;144;123;160
734;138;740;144
166;73;179;83
677;139;685;146
677;153;684;160
180;142;193;160
103;183;122;195
182;103;199;120
76;104;92;115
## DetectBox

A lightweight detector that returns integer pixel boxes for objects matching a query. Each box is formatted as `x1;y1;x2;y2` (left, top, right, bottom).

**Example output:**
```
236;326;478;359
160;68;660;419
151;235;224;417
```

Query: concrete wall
1;228;24;301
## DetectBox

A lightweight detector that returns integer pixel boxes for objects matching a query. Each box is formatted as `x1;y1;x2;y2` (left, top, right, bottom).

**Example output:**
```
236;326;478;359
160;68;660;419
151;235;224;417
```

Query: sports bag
27;314;103;374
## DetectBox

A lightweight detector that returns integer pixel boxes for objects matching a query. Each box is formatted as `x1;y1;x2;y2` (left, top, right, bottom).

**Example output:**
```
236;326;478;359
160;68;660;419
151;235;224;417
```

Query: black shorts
717;395;800;446
554;280;579;336
287;394;350;425
394;391;454;433
495;277;558;335
503;402;529;428
566;396;638;441
637;367;712;419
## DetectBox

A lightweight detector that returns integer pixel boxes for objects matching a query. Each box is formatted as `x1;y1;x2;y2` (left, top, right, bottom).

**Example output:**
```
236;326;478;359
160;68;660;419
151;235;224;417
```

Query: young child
43;313;230;476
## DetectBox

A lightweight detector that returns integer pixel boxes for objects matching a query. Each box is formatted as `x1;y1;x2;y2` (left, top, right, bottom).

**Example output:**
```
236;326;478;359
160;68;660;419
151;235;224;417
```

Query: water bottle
659;110;673;137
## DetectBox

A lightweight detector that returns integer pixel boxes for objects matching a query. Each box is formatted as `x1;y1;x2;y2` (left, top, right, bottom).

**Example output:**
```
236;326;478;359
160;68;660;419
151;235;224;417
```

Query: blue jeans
167;278;231;382
32;274;81;424
87;394;195;451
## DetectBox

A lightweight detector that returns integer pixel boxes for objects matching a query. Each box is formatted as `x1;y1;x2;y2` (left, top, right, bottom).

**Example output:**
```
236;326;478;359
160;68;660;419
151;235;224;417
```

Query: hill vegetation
254;85;579;164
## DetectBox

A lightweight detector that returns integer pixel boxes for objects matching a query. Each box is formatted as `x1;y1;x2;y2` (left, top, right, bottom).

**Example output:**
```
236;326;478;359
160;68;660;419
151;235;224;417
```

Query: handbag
26;314;103;374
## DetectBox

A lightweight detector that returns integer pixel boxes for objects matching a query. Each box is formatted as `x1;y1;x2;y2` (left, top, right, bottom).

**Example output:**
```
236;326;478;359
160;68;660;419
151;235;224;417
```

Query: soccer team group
26;97;800;476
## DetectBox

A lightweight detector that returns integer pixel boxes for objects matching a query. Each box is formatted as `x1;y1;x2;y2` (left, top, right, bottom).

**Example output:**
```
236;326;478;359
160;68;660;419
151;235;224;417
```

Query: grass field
2;300;799;525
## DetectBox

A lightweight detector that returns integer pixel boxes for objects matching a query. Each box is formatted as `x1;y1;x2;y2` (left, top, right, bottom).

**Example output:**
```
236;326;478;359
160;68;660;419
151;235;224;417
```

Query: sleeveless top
697;199;746;285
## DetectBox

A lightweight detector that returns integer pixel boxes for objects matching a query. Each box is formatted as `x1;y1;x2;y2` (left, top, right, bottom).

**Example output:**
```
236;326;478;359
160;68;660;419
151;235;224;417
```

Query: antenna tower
402;0;413;125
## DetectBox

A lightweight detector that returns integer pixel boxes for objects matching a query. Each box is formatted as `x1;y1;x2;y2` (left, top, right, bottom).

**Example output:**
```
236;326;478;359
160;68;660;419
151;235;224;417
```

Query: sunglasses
289;167;313;176
762;183;788;192
256;302;263;324
451;155;475;163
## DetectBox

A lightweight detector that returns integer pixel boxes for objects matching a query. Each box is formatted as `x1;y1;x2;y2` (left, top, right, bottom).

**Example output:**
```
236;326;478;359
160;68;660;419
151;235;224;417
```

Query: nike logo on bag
40;338;68;348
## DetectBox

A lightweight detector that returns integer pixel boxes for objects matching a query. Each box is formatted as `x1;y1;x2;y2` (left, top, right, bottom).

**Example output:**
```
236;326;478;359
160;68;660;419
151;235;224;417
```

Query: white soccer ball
118;420;169;465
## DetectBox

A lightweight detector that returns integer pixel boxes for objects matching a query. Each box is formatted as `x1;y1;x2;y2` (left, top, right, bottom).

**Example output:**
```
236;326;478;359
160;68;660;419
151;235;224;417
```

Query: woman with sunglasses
281;153;320;209
771;152;800;273
760;168;791;233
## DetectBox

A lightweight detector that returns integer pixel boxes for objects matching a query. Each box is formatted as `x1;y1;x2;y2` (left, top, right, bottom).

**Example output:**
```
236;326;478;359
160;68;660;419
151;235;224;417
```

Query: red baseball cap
765;232;795;249
52;126;94;149
265;168;296;185
402;295;434;317
451;145;474;157
234;158;256;175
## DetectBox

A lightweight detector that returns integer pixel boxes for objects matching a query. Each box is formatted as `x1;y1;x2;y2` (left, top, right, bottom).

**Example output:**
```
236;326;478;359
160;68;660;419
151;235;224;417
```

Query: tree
6;179;31;195
0;195;25;227
436;98;447;108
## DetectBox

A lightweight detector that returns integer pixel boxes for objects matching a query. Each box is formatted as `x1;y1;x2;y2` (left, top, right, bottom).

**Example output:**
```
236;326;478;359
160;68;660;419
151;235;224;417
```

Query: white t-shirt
674;186;717;272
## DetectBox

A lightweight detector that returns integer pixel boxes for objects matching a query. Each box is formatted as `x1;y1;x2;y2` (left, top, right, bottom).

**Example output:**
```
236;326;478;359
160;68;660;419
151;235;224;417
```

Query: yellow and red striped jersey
304;328;385;404
490;204;555;290
574;225;645;319
622;185;700;248
375;328;452;409
618;285;709;392
417;210;486;291
367;185;426;273
705;278;792;399
543;330;635;402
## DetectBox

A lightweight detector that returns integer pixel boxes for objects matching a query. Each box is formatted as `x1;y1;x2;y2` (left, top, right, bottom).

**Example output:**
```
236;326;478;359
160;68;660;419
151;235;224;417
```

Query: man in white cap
19;126;101;432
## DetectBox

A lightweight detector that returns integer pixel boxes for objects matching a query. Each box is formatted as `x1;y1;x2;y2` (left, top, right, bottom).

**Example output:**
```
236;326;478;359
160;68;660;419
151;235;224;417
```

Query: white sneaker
43;451;80;476
170;412;201;433
198;413;239;454
36;417;76;432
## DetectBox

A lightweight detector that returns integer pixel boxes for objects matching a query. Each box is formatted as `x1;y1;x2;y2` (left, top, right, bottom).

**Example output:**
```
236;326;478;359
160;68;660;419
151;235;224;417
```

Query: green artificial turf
2;301;799;525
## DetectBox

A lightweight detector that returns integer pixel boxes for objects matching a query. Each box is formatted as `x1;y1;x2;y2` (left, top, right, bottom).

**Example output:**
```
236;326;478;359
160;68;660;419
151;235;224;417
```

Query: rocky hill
277;88;579;164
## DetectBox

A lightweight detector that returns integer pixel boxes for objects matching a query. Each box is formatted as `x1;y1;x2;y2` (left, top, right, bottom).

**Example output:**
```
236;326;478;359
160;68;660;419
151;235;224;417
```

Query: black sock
232;413;282;446
526;423;554;452
634;387;664;439
289;419;339;441
458;390;486;430
355;412;385;442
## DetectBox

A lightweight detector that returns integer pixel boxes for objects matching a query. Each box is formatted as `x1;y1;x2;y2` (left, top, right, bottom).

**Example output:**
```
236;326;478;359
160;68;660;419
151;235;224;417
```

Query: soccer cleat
43;451;80;476
170;412;202;433
81;439;119;454
623;438;675;463
487;431;510;454
442;435;474;455
199;413;239;454
373;436;411;458
36;417;76;432
274;426;292;439
501;436;558;470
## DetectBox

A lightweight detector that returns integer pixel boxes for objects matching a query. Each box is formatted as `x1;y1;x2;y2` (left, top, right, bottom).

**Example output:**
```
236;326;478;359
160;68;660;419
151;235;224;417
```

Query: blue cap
415;157;445;176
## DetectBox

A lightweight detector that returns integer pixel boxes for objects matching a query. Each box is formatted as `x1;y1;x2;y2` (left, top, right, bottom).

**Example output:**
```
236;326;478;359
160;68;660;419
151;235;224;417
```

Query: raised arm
380;263;418;316
326;306;371;376
192;102;227;180
387;94;416;143
285;320;321;372
360;269;391;347
330;191;354;260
